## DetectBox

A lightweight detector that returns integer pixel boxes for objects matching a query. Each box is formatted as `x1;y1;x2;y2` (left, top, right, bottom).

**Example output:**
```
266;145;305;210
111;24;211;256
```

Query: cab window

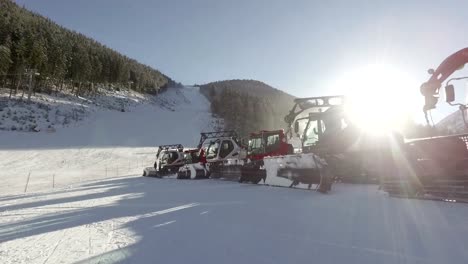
265;134;280;152
161;151;177;165
248;137;263;155
168;151;178;164
219;140;234;158
160;152;169;165
206;141;220;159
304;120;320;146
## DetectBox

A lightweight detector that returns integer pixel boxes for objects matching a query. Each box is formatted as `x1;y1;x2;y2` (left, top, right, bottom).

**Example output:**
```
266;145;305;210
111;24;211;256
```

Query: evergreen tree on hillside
199;80;296;136
0;0;178;96
0;45;12;75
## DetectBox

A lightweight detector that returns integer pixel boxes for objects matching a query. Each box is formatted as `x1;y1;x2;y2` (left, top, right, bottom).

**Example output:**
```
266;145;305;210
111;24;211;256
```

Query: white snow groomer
143;144;187;178
262;96;348;192
267;95;403;192
177;131;246;179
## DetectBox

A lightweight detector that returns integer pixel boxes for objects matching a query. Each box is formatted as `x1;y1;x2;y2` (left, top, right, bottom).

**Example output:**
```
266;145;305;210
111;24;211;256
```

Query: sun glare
333;64;420;134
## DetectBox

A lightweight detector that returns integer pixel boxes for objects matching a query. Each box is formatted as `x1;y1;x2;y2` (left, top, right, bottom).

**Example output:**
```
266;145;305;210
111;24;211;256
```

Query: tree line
0;0;178;99
199;79;446;140
200;80;295;137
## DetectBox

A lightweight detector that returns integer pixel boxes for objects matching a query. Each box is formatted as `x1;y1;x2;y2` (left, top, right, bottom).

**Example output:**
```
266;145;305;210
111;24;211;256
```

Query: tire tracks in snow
41;229;67;264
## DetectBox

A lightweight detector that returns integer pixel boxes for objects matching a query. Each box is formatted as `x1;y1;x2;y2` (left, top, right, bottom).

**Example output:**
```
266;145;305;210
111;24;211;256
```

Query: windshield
248;136;263;155
184;151;199;163
265;133;280;152
303;120;320;146
206;141;219;159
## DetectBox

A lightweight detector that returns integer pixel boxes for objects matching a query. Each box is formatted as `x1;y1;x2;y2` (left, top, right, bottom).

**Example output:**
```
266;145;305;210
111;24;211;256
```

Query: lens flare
333;64;420;134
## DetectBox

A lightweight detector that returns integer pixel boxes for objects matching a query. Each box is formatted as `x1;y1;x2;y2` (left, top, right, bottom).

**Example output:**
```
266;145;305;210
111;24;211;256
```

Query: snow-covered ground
1;87;468;264
2;178;468;264
0;86;222;193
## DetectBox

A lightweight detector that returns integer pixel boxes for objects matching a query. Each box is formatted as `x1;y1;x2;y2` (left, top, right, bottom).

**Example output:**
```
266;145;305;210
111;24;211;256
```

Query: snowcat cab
200;131;246;178
176;131;245;179
247;130;294;160
203;131;245;162
182;148;201;164
206;130;295;183
142;144;185;177
233;130;295;183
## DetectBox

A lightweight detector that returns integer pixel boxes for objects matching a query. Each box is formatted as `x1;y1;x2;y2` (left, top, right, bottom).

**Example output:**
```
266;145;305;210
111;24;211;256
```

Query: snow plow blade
143;166;181;178
143;167;159;177
263;154;332;192
208;159;266;184
177;163;209;179
239;163;266;184
277;168;322;185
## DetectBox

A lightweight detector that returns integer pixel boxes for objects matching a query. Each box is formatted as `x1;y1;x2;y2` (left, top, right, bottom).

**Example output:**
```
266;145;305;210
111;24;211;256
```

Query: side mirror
428;68;435;75
445;84;455;103
313;127;318;135
294;121;299;133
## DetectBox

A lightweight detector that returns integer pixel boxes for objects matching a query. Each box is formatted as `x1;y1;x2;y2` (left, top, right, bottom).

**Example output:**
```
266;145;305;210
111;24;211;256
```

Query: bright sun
332;64;421;134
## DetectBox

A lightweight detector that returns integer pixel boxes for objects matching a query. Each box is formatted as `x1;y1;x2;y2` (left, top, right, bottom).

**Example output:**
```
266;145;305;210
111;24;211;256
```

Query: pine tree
0;0;175;97
0;45;12;75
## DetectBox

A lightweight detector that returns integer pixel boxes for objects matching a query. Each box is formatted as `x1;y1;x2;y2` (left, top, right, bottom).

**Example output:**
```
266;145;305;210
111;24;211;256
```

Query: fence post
24;172;31;193
52;173;55;188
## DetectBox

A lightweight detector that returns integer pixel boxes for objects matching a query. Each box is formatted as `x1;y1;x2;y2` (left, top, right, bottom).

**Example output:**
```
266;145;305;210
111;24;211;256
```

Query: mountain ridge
199;79;296;136
0;0;178;96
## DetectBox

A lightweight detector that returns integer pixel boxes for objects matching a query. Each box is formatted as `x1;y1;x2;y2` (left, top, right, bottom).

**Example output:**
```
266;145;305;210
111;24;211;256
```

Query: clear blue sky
14;0;468;120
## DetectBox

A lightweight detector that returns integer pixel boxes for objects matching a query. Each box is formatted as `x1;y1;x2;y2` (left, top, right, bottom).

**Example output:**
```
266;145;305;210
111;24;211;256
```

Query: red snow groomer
208;129;294;183
239;130;294;183
247;130;294;160
381;47;468;202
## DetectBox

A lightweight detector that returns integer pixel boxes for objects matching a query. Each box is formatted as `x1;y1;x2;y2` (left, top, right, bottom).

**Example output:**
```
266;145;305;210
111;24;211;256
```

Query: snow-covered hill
0;87;150;132
436;109;468;134
0;86;223;193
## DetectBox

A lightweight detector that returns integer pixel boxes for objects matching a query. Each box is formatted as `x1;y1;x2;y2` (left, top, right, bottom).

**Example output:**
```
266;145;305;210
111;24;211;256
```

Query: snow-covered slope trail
0;86;221;194
0;86;218;149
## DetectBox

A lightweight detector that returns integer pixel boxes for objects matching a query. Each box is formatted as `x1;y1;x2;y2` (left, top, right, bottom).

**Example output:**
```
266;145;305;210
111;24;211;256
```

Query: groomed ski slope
0;86;221;194
1;87;468;264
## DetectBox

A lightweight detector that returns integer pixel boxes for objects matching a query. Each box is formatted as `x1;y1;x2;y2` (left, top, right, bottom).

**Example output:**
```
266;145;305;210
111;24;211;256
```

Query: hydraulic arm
420;47;468;113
